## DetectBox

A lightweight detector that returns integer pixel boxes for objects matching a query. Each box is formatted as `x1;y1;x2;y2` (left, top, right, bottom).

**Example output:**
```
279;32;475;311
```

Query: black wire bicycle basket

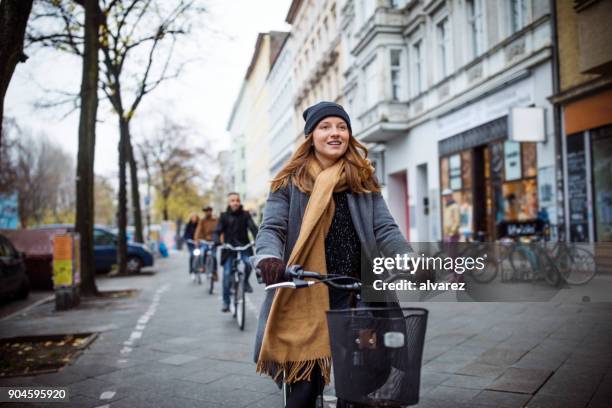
326;307;428;407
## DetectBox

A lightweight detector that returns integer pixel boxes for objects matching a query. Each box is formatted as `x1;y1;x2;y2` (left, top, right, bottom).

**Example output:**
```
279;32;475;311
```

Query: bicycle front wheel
206;254;215;294
236;275;246;331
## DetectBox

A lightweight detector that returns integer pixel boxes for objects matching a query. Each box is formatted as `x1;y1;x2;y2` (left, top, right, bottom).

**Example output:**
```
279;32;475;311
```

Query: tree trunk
127;137;144;243
162;199;169;221
117;119;129;274
75;0;100;297
0;0;33;145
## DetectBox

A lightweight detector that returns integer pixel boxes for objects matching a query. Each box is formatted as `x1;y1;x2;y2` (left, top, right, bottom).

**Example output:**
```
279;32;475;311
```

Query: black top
213;206;259;263
183;221;198;241
213;205;258;246
325;192;361;309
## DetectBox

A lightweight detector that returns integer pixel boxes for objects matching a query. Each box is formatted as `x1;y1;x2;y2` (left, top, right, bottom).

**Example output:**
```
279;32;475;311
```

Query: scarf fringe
256;357;332;385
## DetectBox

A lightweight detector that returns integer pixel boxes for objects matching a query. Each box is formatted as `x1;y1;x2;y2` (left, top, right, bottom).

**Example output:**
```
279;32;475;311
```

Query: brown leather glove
258;258;286;285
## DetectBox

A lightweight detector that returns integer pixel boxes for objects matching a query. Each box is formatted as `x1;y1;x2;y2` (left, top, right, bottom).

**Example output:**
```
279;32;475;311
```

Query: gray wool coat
251;182;411;364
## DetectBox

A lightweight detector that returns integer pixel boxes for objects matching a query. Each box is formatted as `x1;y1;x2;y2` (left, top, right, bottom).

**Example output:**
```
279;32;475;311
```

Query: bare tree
138;117;211;221
28;0;205;273
0;0;34;145
5;129;75;228
0;118;18;192
75;0;101;296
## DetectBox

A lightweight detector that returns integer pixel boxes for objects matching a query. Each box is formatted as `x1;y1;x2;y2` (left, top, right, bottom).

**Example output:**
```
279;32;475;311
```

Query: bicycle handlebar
265;265;362;291
219;242;254;252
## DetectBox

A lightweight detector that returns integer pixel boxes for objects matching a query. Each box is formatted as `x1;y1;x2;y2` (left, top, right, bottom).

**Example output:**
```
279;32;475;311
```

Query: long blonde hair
270;134;380;194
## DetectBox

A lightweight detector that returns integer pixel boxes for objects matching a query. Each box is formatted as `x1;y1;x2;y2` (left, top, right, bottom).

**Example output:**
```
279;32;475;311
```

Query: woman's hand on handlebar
258;258;286;285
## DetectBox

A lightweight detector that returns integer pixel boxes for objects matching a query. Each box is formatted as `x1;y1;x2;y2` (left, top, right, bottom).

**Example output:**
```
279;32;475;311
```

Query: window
436;17;451;79
94;229;115;246
411;39;424;95
363;56;378;108
390;49;402;101
466;0;484;58
241;169;246;183
510;0;527;34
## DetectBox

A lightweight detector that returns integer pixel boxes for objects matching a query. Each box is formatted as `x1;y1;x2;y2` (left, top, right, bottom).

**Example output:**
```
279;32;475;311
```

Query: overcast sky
5;0;292;181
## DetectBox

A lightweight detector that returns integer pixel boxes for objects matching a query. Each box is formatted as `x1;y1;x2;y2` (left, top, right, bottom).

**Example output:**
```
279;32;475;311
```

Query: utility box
52;233;81;310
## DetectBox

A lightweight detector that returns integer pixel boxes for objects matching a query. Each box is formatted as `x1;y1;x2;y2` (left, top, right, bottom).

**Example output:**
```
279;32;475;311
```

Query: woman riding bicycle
253;101;411;407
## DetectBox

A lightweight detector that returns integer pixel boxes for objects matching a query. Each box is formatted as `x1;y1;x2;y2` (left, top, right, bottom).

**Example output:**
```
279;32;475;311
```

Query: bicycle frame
220;242;254;331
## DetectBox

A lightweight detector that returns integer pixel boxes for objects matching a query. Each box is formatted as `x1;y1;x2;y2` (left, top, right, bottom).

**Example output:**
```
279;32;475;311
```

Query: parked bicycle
220;242;254;330
265;265;428;407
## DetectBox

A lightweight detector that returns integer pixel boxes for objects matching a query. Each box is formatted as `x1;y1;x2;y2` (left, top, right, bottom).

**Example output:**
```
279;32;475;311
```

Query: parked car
33;225;154;274
0;233;30;301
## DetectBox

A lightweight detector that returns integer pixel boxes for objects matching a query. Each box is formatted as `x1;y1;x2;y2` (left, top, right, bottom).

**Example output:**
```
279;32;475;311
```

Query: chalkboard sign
567;134;588;242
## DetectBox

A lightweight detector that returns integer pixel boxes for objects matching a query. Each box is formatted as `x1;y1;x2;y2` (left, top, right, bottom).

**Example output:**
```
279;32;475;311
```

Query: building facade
227;32;288;215
341;0;558;242
287;0;345;141
550;0;612;244
267;34;298;178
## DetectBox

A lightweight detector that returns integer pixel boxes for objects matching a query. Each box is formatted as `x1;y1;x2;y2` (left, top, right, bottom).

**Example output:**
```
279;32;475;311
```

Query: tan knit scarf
256;158;347;385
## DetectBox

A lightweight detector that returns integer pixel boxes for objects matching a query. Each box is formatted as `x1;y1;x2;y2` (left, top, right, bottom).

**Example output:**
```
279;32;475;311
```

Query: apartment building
287;0;345;139
341;0;558;242
267;34;299;177
550;0;612;244
227;32;289;215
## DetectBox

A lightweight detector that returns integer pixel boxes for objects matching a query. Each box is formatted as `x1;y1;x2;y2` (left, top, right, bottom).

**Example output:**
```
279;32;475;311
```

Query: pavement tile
456;362;506;378
537;364;605;399
62;362;119;378
476;348;529;367
486;367;553;394
441;374;495;390
425;385;480;402
180;369;231;385
158;353;201;365
67;377;132;402
471;390;531;407
525;393;591;408
205;373;278;394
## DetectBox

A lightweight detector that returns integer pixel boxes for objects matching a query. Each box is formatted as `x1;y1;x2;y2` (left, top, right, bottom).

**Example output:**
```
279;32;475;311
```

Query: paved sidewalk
0;251;611;407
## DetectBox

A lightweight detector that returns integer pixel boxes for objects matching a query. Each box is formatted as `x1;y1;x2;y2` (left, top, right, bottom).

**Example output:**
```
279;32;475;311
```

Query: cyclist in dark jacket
213;192;258;312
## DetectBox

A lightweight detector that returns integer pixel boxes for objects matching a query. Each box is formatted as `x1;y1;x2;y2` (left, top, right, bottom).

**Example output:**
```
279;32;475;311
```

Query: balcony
356;101;411;143
351;9;409;55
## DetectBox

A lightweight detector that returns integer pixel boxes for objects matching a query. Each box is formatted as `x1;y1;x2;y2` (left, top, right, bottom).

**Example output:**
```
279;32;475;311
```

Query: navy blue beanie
302;101;352;137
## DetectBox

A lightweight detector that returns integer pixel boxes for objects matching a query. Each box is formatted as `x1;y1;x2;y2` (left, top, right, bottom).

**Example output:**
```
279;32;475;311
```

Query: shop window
504;141;521;181
440;156;449;191
522;142;537;178
459;191;474;241
592;127;612;242
461;150;472;189
449;154;462;190
501;179;538;222
490;142;504;183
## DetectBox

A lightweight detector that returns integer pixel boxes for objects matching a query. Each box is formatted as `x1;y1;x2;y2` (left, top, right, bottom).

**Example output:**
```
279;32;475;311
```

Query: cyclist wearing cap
194;206;218;279
194;206;218;242
252;101;410;407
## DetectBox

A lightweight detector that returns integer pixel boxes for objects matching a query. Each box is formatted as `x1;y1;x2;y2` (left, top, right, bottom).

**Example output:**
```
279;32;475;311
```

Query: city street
1;251;611;407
